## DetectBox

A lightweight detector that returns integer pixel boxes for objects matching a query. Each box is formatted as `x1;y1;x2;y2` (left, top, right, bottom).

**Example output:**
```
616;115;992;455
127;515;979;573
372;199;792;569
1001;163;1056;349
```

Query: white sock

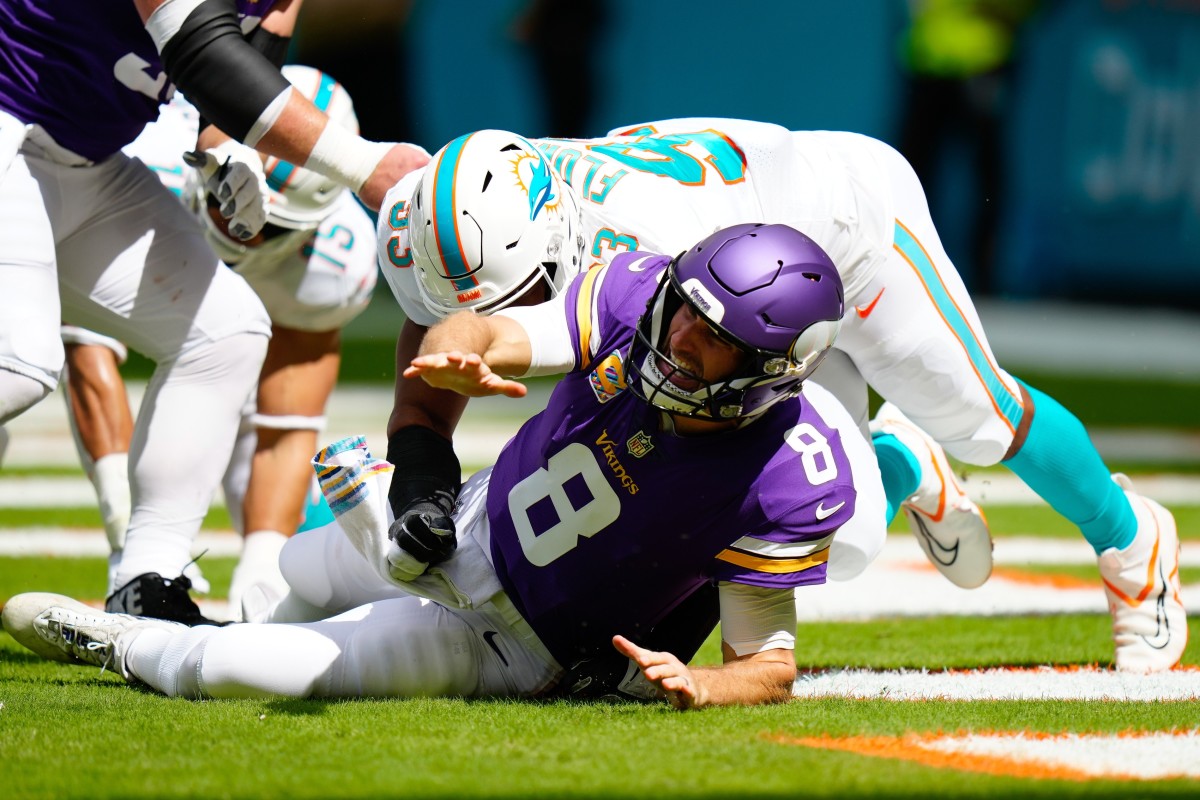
92;452;131;552
124;625;214;698
106;549;123;598
116;330;267;588
228;530;290;622
112;528;198;588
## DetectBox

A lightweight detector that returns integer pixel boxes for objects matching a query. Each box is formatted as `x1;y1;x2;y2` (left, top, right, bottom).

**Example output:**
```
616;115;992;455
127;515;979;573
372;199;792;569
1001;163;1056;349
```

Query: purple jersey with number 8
485;253;857;665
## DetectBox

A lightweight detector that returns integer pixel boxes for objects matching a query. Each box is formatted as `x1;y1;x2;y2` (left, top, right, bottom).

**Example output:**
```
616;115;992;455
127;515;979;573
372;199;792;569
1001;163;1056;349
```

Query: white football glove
183;140;270;241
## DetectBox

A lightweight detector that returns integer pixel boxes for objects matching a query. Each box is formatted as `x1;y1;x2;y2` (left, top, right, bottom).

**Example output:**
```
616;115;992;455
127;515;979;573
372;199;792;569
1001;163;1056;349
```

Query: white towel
312;436;502;610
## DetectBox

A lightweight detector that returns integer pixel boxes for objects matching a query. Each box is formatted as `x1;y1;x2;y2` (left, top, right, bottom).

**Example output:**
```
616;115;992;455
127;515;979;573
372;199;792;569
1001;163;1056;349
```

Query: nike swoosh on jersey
815;500;846;521
482;630;509;667
854;288;885;319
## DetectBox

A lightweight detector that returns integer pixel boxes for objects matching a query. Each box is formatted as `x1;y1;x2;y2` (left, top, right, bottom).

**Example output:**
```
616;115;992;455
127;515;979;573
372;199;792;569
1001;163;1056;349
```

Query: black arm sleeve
198;24;291;133
246;25;291;69
386;425;463;519
159;0;291;143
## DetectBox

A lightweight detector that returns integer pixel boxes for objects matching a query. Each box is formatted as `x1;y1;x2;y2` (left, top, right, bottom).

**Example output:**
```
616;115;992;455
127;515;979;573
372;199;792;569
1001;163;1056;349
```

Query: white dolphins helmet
190;65;358;264
407;129;585;318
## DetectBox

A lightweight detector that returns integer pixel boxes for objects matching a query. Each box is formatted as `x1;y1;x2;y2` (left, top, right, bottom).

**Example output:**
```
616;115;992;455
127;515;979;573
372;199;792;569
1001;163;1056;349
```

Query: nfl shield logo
626;430;654;458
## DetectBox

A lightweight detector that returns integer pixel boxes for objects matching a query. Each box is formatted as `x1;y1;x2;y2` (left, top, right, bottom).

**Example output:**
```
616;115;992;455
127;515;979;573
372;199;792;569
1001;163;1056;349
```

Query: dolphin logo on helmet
521;149;557;222
407;130;585;319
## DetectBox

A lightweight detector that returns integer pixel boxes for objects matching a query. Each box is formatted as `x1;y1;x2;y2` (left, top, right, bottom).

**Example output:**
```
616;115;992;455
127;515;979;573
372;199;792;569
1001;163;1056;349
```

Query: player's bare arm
388;319;470;440
404;312;533;398
612;636;796;710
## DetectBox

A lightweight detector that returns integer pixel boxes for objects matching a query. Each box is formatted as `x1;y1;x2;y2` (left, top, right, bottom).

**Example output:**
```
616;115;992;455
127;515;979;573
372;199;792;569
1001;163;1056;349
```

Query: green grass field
3;351;1199;797
3;497;1199;798
2;609;1199;800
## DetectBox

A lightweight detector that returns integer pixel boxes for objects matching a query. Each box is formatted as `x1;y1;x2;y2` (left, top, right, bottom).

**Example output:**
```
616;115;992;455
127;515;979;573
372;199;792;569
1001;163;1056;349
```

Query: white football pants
0;129;271;585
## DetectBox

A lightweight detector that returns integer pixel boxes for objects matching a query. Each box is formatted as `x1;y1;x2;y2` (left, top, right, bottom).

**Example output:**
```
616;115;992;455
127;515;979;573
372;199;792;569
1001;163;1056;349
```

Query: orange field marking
769;729;1200;782
891;560;1097;589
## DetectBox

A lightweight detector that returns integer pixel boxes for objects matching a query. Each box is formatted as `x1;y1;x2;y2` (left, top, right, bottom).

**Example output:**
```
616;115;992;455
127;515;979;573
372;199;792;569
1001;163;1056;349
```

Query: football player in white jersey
377;124;1185;674
63;67;378;621
0;0;428;626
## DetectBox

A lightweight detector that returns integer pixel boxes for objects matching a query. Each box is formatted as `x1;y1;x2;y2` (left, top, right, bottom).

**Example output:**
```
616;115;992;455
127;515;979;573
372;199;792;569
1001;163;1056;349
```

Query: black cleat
105;572;225;627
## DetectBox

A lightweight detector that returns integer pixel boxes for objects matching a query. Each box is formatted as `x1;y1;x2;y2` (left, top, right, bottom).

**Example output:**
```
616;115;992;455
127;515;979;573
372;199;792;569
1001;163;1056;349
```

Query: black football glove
385;426;463;578
387;489;458;567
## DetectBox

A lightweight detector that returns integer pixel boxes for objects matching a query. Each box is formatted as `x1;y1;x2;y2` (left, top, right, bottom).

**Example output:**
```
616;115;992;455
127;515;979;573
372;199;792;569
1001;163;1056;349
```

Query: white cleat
2;591;184;674
1100;475;1187;674
871;402;993;588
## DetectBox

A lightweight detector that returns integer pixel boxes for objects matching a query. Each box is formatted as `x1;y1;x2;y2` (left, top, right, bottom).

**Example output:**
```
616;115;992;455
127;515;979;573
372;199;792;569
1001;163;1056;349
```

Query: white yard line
797;537;1200;619
3;529;1197;619
792;666;1200;702
3;471;1199;509
0;528;241;557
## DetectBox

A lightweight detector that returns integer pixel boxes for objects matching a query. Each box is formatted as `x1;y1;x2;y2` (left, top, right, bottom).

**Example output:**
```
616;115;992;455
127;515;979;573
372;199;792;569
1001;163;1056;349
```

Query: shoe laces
176;549;210;591
55;617;117;673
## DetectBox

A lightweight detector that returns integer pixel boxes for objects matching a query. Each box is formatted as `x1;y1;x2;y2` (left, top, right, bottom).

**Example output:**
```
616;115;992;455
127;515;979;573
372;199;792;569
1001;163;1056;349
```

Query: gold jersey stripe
726;532;835;559
574;265;606;362
715;546;831;574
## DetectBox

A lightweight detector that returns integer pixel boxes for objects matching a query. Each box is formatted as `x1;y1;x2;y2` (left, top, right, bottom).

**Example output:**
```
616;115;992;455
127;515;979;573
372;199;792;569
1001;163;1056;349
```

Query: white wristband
304;122;393;193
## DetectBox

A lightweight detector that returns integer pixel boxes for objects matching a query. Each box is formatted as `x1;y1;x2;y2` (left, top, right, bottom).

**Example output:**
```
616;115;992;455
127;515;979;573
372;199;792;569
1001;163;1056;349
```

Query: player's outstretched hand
612;634;701;710
404;351;528;398
357;143;431;211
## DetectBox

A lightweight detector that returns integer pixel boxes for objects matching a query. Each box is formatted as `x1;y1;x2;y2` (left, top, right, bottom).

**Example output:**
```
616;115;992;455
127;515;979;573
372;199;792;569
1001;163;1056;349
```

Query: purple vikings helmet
626;223;844;421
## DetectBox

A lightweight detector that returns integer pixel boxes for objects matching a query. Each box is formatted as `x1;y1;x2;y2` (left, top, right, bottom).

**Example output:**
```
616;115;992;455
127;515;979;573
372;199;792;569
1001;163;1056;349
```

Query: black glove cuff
386;425;462;519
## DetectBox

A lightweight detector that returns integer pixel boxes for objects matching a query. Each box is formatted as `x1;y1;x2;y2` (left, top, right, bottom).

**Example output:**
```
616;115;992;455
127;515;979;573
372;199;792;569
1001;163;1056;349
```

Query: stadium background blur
293;0;1200;312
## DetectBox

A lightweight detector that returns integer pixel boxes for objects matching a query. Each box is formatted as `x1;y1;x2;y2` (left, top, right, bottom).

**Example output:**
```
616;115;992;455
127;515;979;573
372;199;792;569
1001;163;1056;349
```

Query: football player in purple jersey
4;224;880;709
380;125;1186;675
0;0;426;625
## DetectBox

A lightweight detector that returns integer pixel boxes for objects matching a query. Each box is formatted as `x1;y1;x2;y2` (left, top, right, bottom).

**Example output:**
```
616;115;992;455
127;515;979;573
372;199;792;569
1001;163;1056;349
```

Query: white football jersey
123;96;376;332
377;118;895;326
230;189;376;331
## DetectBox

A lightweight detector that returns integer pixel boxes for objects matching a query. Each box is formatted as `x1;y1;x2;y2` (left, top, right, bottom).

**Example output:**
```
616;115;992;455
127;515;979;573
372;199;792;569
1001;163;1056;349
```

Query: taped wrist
386;425;462;521
159;0;291;144
305;123;392;193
